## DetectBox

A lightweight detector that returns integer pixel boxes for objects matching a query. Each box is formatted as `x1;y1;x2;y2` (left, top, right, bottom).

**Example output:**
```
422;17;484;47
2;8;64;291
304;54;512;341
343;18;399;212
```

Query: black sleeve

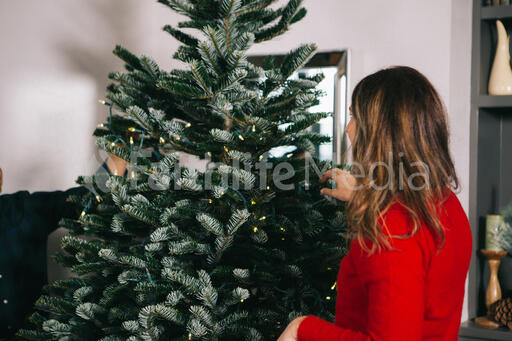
29;186;90;236
0;191;31;228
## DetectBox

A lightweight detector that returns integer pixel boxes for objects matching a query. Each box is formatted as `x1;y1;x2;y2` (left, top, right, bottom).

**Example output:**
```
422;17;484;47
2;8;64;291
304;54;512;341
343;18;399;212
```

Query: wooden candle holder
475;249;508;329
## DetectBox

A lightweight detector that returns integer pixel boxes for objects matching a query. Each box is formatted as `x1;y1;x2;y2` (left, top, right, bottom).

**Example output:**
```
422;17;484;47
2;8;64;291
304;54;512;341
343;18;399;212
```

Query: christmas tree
19;0;346;340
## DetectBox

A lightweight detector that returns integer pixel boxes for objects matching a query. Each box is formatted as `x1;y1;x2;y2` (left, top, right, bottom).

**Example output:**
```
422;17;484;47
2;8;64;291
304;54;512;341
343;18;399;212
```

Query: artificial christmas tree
18;0;346;340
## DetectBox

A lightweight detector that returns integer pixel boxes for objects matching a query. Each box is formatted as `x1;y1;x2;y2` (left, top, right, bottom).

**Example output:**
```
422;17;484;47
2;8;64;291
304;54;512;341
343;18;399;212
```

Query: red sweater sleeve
297;218;425;341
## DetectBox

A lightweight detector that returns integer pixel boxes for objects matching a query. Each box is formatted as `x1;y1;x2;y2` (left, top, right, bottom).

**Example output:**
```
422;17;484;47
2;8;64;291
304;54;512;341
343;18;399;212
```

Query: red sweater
297;188;472;341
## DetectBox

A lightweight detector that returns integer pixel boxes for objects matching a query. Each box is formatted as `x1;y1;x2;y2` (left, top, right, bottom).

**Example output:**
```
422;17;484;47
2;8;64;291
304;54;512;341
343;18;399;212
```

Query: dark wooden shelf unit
459;320;512;340
477;95;512;108
462;1;512;340
481;5;512;20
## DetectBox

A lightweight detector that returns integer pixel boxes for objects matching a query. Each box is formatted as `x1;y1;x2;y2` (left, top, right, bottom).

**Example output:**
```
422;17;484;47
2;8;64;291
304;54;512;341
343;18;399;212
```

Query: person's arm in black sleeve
28;186;90;236
28;155;127;236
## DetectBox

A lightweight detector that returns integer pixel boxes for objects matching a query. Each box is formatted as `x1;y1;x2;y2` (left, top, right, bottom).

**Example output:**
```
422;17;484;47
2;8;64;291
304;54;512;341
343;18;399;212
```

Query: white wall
449;0;473;323
0;0;183;281
0;0;182;195
0;0;473;322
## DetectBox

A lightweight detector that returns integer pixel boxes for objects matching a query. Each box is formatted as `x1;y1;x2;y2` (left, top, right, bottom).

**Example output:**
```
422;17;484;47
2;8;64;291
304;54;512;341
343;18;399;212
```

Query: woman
278;66;472;341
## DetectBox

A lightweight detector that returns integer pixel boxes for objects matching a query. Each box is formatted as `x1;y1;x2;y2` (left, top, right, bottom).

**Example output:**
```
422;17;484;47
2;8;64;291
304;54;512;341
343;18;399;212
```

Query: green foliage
493;203;512;252
19;0;347;340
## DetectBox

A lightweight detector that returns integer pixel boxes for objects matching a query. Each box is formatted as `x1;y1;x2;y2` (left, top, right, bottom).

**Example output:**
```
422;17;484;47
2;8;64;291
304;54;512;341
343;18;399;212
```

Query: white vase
488;20;512;95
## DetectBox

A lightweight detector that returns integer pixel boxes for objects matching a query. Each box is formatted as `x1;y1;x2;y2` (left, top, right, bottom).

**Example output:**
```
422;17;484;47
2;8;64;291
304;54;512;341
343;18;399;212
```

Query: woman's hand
319;168;357;202
107;153;128;176
277;316;307;341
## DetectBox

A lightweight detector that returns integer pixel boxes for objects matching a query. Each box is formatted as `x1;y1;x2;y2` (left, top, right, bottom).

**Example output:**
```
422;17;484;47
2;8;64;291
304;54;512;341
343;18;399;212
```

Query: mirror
248;50;349;166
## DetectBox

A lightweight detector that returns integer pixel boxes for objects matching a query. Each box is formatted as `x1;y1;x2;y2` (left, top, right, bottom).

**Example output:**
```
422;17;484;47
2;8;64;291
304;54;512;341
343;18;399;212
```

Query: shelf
481;5;512;20
459;319;512;340
476;95;512;108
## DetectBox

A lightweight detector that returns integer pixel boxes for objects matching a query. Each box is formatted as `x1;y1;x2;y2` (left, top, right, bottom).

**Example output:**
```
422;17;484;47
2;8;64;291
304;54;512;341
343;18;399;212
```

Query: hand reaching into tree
277;316;307;341
106;153;127;176
319;168;358;202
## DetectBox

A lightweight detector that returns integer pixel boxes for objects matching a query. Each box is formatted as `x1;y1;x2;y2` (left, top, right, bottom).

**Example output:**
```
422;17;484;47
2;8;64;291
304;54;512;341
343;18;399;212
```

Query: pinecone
489;297;512;330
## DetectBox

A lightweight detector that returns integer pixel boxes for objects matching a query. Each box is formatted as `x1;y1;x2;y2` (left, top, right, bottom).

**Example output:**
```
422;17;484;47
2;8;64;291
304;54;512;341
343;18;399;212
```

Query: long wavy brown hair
346;66;459;254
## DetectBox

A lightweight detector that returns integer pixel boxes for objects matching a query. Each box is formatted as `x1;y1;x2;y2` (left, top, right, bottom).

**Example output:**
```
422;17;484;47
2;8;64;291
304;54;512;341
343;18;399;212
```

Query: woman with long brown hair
278;66;472;340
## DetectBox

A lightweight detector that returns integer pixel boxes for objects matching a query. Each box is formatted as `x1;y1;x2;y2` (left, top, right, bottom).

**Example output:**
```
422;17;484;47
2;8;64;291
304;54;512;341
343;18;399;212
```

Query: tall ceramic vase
488;20;512;95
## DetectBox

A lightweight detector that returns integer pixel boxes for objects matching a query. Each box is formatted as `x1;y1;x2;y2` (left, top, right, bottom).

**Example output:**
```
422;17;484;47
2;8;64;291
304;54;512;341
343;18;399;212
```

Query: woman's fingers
320;187;336;197
318;168;342;183
319;169;334;183
319;168;356;201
